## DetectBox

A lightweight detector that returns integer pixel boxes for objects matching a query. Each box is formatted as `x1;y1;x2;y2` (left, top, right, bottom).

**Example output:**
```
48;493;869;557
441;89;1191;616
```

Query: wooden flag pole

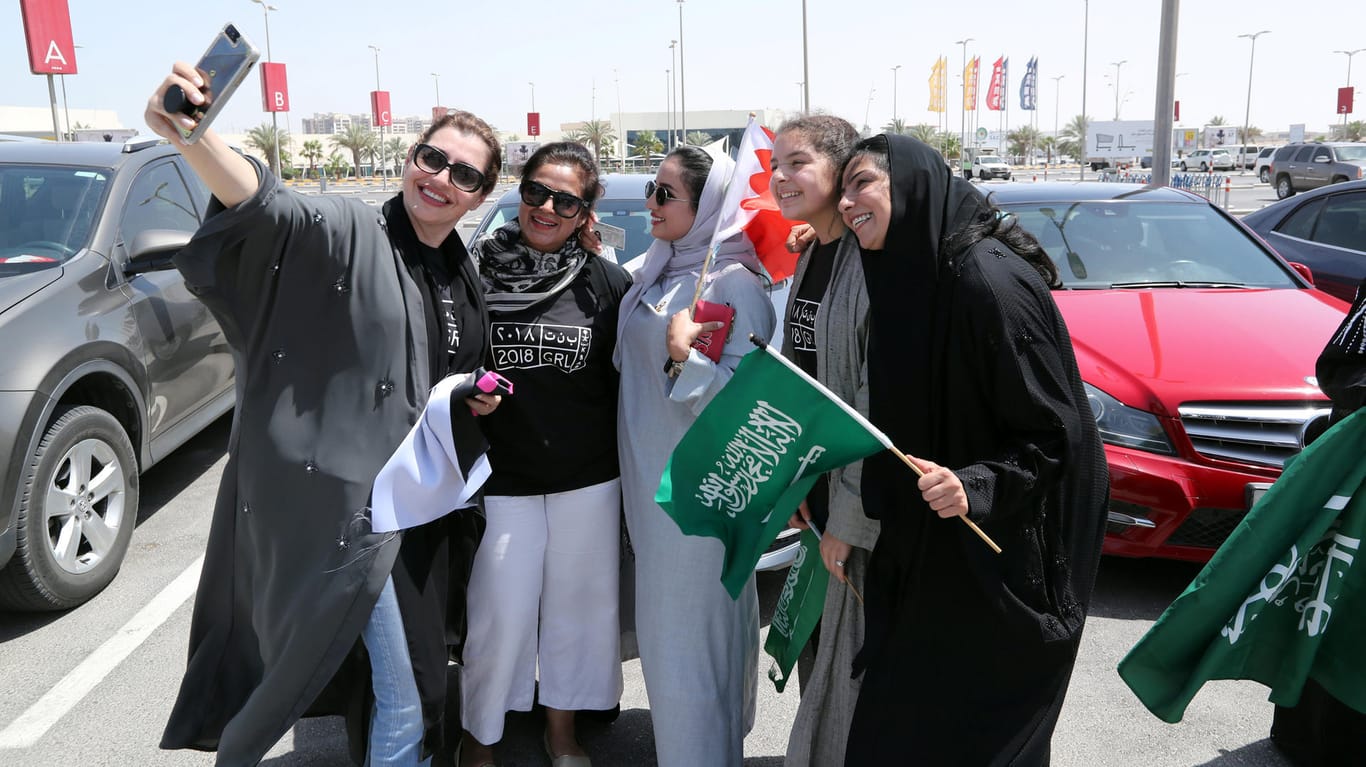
888;445;1002;554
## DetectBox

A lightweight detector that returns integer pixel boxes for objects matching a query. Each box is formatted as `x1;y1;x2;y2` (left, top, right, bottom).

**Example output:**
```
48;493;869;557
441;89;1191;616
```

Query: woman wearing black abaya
839;133;1109;766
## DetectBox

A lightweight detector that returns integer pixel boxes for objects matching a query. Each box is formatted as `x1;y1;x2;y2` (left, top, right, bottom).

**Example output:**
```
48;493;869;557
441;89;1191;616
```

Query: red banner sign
1174;100;1180;121
371;90;392;127
19;0;78;75
527;112;541;137
985;57;1005;111
1339;86;1355;116
260;62;289;113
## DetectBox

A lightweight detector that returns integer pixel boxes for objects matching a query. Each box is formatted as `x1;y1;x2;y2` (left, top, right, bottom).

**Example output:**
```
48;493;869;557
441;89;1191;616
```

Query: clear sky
4;0;1364;139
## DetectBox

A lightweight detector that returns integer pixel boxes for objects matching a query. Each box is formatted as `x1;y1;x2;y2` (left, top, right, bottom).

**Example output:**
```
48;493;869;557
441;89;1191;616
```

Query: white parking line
0;556;203;749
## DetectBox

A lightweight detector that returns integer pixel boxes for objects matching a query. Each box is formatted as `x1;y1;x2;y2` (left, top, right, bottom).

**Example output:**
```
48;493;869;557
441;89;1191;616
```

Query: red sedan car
991;182;1348;561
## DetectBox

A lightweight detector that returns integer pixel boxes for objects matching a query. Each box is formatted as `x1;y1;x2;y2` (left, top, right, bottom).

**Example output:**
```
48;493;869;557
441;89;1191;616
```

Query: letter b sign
261;62;289;113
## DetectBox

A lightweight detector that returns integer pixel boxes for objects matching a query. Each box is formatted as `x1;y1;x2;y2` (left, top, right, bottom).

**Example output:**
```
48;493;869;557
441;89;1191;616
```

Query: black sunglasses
644;179;693;207
412;143;487;192
519;179;590;219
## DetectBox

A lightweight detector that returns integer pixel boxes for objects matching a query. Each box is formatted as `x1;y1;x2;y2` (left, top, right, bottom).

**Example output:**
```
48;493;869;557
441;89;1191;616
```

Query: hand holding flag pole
751;334;1002;554
802;510;865;605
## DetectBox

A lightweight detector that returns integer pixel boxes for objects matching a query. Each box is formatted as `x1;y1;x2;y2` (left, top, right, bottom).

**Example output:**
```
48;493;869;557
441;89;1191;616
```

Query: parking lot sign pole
1335;49;1364;133
1151;0;1179;187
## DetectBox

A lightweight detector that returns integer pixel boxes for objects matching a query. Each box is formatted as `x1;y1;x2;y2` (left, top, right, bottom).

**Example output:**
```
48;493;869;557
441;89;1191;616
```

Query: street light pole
677;0;686;144
1109;59;1126;119
801;0;810;113
796;81;804;112
614;70;624;170
954;38;973;167
251;0;282;177
431;72;440;110
1052;74;1065;169
1080;0;1089;180
864;87;876;134
368;44;385;189
669;40;678;148
891;64;902;128
1238;30;1270;171
1335;48;1364;131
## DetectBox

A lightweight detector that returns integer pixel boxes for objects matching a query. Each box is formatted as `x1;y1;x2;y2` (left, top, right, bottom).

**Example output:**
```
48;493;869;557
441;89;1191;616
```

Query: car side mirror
1289;261;1315;285
124;229;192;276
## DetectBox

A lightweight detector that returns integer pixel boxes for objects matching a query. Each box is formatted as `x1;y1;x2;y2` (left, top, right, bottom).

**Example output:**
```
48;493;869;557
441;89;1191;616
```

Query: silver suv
0;138;234;610
1269;142;1366;199
1180;149;1234;172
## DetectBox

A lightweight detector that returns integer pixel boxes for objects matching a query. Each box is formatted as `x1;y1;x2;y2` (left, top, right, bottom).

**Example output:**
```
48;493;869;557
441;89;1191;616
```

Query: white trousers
460;478;624;745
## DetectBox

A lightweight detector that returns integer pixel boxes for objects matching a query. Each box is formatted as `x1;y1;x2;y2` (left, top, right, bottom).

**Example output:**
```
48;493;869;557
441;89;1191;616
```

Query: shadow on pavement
1085;555;1204;622
135;411;231;526
1194;738;1292;766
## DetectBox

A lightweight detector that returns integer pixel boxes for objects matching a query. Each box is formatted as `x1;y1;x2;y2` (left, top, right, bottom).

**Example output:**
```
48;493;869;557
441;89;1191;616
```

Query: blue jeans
362;576;431;767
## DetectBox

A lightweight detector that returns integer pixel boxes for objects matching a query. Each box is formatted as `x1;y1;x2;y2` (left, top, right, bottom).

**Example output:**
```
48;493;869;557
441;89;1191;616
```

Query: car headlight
1083;383;1176;455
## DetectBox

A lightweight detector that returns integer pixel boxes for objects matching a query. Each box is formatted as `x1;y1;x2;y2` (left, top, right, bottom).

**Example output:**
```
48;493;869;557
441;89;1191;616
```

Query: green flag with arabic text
655;347;885;599
1118;409;1366;722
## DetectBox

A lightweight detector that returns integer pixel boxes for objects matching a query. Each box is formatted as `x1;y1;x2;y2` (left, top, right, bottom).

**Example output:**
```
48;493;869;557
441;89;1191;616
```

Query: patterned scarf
474;220;590;313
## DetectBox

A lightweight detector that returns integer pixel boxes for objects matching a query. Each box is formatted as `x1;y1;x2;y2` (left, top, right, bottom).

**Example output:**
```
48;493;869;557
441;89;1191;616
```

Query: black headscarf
858;133;992;513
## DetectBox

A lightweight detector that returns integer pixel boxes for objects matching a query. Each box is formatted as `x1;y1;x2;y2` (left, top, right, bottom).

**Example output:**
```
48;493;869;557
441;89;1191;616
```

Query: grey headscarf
613;151;767;368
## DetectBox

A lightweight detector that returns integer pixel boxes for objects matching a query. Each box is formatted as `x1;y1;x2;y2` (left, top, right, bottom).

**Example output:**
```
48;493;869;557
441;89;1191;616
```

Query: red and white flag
986;56;1006;111
711;118;804;282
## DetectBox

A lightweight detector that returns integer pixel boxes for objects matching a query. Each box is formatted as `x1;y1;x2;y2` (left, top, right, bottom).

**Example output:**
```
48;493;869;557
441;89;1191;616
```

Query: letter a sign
20;0;79;75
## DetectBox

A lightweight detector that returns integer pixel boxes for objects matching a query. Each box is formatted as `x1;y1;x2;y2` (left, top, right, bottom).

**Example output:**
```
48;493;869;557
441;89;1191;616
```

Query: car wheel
1331;175;1350;185
1275;175;1295;200
0;406;139;611
1180;162;1188;172
963;169;972;180
1259;167;1270;183
1200;162;1209;172
980;170;989;181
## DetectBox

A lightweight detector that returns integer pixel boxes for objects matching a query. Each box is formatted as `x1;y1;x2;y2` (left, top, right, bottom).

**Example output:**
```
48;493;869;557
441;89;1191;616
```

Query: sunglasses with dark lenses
519;180;590;219
644;179;693;207
412;143;487;192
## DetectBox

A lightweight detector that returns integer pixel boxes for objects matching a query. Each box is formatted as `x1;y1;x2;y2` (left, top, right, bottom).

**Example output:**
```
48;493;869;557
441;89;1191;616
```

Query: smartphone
163;23;260;144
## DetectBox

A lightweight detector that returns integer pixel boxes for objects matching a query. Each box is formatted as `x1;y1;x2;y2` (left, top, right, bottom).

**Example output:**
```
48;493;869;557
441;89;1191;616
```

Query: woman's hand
787;500;812;530
666;308;725;363
820;531;853;583
577;211;604;255
466;393;501;417
786;223;817;253
145;62;205;146
909;455;969;519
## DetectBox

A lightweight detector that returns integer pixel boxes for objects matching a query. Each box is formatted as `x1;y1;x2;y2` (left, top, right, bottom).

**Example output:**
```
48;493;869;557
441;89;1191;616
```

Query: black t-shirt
415;242;486;379
481;258;630;495
787;239;839;530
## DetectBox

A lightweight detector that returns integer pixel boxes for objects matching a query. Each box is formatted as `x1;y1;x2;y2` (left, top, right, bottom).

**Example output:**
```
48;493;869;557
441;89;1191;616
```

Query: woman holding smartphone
145;62;501;766
457;141;630;767
615;145;775;767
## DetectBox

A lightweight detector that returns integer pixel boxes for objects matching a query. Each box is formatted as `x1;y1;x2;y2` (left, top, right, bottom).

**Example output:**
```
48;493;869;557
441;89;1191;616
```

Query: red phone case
690;300;735;363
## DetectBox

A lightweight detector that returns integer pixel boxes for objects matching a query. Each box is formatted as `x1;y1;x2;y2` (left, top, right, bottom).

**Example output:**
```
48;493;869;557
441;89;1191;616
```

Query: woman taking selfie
145;61;501;766
839;133;1108;766
458;141;630;767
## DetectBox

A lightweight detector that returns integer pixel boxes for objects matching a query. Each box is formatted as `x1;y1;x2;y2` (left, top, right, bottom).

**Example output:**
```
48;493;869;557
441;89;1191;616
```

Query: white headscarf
614;150;767;367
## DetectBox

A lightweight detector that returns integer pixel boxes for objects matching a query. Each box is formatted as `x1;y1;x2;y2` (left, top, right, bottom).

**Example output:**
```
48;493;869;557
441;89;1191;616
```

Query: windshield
1334;146;1366;161
0;164;108;270
477;197;654;265
1001;200;1302;289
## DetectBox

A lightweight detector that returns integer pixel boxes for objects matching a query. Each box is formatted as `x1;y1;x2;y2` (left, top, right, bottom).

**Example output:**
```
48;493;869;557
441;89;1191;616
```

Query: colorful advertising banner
371;90;391;127
964;56;980;112
928;57;946;113
986;57;1007;111
1339;86;1355;115
1020;57;1038;111
19;0;78;75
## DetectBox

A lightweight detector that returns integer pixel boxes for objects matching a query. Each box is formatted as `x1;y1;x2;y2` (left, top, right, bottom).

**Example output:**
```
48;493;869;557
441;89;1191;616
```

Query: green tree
882;118;908;135
1207;115;1228;126
1039;135;1058;164
565;119;618;167
301;140;324;179
385;137;409;175
1008;125;1042;164
1058;114;1090;162
633;130;664;158
245;122;290;176
1244;125;1264;142
685;130;713;146
330;125;376;178
935;131;961;160
324;151;350;179
908;123;938;143
1334;121;1365;141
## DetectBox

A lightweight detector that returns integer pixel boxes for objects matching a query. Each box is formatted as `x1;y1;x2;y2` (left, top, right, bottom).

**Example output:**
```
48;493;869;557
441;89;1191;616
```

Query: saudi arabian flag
764;528;829;692
655;339;887;599
1118;408;1366;723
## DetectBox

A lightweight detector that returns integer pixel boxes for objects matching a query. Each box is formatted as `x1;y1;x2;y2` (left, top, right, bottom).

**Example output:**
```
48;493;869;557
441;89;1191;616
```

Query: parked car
468;173;800;568
1224;144;1261;170
1243;179;1366;303
1180;149;1234;172
972;154;1013;181
986;182;1347;561
0;137;234;610
1254;145;1282;183
1268;142;1366;200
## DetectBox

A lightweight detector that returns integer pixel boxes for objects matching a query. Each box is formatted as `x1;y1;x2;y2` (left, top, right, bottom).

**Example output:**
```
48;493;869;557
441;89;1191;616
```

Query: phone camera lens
226;26;240;42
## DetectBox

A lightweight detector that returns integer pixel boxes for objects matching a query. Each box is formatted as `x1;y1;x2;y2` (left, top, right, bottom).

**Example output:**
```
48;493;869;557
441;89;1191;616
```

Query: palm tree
1334;121;1365;141
566;119;617;167
330;125;376;179
935;131;962;161
882;118;908;136
1008;125;1042;164
245;122;289;176
633;130;664;158
385;137;409;175
685;130;712;146
1058;114;1090;163
301;140;324;179
1206;115;1228;126
1039;135;1058;165
908;124;938;144
325;151;350;180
